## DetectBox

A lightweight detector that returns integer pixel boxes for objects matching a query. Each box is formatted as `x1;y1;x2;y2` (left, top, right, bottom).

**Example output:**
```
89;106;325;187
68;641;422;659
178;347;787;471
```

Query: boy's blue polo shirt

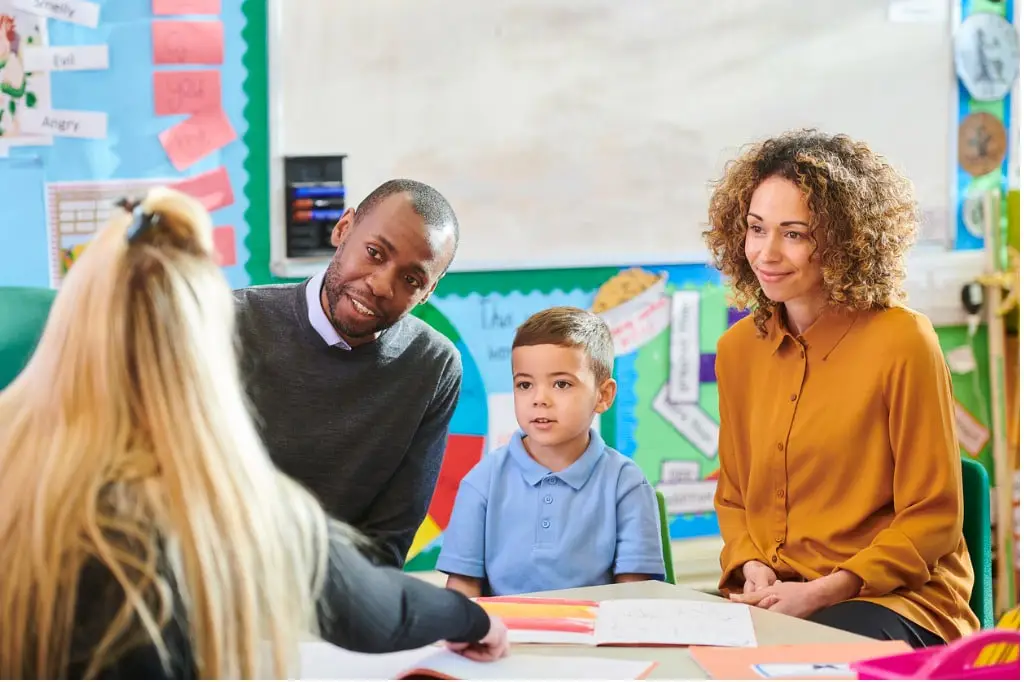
436;428;665;596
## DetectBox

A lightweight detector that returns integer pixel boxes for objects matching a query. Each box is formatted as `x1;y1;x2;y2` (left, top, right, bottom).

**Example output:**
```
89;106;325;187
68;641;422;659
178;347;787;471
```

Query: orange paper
212;225;236;266
169;167;234;212
154;70;221;116
153;0;220;15
690;641;912;680
159;109;236;171
152;20;223;65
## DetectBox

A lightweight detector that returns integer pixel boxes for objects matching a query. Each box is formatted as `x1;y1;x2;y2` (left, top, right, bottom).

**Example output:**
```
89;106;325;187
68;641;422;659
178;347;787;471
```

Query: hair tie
115;197;159;244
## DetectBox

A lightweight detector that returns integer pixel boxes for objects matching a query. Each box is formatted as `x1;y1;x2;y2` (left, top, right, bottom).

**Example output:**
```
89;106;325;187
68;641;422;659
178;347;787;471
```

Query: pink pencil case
852;629;1020;680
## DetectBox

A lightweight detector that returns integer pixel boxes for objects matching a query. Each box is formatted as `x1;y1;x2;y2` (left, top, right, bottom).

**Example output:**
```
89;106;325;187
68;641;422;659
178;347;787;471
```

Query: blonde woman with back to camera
704;130;978;647
0;188;508;679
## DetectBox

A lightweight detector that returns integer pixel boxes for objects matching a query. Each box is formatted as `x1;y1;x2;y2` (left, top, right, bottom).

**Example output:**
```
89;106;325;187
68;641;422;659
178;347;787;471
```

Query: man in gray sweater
234;179;462;568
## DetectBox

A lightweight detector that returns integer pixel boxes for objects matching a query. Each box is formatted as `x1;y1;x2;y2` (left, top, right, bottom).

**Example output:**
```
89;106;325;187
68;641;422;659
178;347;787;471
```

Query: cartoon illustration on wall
0;2;50;149
405;263;748;570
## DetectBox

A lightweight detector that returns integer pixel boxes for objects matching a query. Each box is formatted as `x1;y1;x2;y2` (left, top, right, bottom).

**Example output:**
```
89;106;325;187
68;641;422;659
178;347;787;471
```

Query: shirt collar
766;305;858;360
507;428;607;490
306;270;351;350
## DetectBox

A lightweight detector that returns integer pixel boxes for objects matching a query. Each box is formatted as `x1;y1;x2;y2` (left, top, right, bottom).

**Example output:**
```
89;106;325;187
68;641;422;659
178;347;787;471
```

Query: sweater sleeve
317;525;492;653
837;321;964;596
357;351;463;568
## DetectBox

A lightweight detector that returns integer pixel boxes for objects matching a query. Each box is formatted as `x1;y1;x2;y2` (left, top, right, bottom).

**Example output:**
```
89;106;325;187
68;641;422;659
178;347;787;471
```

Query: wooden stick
981;189;1015;615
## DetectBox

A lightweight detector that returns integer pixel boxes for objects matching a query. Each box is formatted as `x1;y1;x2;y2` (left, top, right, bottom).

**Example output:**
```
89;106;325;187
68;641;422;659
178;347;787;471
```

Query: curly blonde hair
703;129;919;335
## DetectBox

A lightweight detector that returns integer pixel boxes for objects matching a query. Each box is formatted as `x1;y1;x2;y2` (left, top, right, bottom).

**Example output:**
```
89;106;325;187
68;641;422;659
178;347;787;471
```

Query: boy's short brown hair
512;306;615;383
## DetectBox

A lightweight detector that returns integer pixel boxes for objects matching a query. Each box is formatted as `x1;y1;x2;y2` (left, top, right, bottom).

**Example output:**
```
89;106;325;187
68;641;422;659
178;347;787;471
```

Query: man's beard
323;268;394;339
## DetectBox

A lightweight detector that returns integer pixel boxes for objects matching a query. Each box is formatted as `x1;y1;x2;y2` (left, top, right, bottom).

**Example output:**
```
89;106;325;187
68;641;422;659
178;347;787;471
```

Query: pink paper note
154;70;221;116
153;0;221;15
212;225;236;266
159;109;236;171
169;167;234;213
152;20;223;65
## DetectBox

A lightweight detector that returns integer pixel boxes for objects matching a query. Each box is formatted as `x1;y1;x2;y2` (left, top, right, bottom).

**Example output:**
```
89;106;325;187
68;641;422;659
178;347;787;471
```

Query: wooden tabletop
511;580;872;679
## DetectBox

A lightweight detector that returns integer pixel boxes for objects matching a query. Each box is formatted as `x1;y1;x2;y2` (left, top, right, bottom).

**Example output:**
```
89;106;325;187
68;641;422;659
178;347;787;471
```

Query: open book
689;641;912;679
299;641;658;680
476;596;758;647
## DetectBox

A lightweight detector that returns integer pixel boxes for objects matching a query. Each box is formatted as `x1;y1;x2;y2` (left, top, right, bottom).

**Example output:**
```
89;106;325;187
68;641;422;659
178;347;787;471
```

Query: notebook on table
689;641;913;679
298;641;658;680
475;596;758;647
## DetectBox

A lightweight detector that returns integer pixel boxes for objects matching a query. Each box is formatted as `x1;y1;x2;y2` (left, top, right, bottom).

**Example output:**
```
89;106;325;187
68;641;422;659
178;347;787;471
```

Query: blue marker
292;185;346;199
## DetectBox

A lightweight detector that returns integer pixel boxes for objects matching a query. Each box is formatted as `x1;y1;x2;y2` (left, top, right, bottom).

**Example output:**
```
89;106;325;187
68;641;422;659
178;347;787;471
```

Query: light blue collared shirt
436;428;665;596
306;269;351;350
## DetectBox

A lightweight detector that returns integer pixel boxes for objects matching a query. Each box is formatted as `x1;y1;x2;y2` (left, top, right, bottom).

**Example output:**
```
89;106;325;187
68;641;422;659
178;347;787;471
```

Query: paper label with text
158;109;236;170
19;108;106;138
152;20;224;65
154;70;221;115
13;0;99;28
661;460;700;483
668;290;701;404
656;480;717;515
22;44;107;71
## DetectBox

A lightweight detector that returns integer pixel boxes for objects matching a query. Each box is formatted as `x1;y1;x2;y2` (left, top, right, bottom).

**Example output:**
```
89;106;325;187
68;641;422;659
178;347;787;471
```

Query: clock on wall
954;12;1020;102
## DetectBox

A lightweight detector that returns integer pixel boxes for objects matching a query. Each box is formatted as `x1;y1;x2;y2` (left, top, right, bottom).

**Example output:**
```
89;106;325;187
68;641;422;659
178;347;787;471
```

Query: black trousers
807;601;945;649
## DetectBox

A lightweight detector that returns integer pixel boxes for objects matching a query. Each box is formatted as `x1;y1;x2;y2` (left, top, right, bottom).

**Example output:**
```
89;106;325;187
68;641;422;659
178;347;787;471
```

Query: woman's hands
730;569;864;619
741;560;778;594
445;614;511;662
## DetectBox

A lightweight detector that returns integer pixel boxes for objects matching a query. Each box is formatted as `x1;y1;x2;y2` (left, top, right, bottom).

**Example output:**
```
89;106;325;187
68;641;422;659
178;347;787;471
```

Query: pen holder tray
851;629;1019;680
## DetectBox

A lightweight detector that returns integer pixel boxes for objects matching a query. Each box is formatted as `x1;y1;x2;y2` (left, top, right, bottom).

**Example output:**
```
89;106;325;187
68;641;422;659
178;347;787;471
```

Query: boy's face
511;344;616;448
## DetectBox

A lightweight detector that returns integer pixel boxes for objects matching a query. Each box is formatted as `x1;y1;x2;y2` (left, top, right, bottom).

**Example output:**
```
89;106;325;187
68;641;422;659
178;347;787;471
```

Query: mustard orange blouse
714;305;979;643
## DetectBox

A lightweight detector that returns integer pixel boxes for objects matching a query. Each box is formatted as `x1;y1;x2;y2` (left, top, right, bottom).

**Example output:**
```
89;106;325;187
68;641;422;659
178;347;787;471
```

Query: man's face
321;193;454;346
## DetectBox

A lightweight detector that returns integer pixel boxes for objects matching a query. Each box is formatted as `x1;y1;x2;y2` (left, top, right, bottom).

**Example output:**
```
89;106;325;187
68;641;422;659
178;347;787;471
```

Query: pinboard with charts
0;0;264;292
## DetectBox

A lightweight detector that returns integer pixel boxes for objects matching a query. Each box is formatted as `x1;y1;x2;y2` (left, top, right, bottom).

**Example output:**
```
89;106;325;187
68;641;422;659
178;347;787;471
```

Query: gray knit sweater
233;282;462;567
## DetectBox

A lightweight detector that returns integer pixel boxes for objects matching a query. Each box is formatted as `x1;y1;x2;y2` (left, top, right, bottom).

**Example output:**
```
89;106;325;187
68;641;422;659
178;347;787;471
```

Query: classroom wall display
403;262;735;570
0;0;257;291
953;0;1019;249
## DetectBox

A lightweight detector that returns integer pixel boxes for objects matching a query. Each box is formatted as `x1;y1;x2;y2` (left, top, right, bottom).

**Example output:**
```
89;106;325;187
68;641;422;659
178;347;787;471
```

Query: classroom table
511;580;872;680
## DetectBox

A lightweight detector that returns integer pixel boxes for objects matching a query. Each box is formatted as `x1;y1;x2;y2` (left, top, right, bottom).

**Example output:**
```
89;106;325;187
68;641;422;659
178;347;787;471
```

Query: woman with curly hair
704;130;978;647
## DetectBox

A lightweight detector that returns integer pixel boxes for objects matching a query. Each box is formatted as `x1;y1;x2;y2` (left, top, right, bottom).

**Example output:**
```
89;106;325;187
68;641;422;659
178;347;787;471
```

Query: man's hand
741;560;778;594
445;615;511;662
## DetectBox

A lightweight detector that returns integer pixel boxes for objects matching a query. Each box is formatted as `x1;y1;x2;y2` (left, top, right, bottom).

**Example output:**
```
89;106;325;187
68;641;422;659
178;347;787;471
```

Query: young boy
437;306;665;597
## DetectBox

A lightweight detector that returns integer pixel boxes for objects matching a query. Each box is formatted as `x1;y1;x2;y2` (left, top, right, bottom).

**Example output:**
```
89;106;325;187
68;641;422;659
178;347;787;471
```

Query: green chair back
0;286;56;390
655;489;676;584
961;456;994;628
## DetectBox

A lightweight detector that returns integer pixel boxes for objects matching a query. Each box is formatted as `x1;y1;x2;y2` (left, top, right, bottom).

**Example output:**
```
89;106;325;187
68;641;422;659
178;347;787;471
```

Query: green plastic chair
655;490;676;584
961;456;994;629
0;286;56;390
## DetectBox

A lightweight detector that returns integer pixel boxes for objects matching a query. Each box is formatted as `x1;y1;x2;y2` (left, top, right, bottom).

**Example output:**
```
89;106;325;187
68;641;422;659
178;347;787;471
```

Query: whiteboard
268;0;954;275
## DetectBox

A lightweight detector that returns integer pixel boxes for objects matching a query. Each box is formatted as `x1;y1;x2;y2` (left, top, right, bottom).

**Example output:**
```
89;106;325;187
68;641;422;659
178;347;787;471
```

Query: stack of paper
476;596;758;647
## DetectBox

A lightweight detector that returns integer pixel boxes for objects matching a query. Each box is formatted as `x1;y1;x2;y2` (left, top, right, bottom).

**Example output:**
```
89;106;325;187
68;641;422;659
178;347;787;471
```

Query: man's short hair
512;306;615;383
355;179;460;258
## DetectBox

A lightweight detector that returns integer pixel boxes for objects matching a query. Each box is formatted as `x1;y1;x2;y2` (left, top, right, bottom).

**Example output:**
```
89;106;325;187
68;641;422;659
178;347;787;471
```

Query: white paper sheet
298;641;656;680
594;599;758;648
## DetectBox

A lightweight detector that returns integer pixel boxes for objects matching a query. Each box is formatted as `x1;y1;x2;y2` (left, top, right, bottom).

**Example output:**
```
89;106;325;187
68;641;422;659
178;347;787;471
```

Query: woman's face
744;176;824;306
